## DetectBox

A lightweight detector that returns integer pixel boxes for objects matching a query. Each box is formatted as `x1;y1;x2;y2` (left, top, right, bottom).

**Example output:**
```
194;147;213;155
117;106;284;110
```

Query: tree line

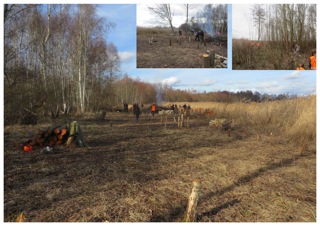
4;4;120;123
250;4;316;51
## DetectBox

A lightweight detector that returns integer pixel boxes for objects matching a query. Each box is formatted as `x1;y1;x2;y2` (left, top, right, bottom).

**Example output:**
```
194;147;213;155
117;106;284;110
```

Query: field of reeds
4;96;316;222
165;95;316;143
232;39;314;70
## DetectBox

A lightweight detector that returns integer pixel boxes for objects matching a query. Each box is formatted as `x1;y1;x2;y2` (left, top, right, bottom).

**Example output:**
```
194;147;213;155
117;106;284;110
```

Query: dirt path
4;113;316;222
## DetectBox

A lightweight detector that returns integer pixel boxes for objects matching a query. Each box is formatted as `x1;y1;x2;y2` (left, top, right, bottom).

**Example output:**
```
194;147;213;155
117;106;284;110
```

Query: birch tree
148;4;175;33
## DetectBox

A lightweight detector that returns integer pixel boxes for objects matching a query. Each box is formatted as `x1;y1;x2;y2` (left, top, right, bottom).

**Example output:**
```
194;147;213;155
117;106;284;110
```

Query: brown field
137;27;228;68
3;97;316;222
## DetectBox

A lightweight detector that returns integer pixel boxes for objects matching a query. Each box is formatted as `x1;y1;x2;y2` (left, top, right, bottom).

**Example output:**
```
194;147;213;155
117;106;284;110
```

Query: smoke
155;83;163;105
202;6;215;36
154;77;181;105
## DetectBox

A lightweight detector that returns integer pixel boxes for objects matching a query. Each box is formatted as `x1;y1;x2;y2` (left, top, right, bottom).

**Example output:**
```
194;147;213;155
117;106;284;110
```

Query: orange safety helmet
23;145;33;152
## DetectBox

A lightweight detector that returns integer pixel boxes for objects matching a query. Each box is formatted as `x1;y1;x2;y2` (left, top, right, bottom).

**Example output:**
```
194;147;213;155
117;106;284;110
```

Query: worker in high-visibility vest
151;104;157;116
309;49;316;70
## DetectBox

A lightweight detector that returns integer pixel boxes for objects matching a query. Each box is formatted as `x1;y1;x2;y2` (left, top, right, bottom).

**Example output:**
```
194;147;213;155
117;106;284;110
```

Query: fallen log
53;126;67;135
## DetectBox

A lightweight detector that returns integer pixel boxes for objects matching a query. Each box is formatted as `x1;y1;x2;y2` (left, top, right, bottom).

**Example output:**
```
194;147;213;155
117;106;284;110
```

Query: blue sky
96;4;316;96
97;4;137;74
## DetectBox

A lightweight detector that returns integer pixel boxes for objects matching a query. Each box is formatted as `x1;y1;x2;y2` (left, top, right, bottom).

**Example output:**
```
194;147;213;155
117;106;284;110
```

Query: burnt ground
137;30;228;68
3;112;316;222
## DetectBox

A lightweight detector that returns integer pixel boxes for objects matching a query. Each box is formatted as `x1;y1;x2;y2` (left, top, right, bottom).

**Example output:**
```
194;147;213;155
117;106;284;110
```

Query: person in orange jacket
296;63;305;70
309;49;316;70
151;104;157;116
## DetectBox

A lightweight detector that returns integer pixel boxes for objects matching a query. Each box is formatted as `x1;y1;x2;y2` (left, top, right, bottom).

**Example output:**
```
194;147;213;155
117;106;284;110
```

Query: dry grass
3;97;316;222
232;39;312;70
137;27;172;36
165;95;316;143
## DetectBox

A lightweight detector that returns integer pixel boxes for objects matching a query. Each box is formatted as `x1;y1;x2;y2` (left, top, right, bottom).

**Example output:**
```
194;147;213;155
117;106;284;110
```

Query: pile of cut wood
23;126;69;149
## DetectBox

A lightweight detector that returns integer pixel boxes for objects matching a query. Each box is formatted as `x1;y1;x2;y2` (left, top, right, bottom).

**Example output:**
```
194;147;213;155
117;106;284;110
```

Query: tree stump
203;54;210;68
185;178;201;222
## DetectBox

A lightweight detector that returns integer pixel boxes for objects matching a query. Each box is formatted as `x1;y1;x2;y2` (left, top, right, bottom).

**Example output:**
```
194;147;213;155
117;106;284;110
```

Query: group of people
177;28;205;42
125;103;195;122
296;48;316;70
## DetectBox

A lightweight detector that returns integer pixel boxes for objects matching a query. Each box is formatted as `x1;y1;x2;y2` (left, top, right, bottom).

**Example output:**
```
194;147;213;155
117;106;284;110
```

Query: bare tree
252;4;266;41
148;4;175;33
184;4;199;31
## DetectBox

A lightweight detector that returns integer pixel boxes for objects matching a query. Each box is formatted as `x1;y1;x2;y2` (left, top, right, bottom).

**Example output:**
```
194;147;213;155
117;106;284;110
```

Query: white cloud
256;81;289;95
194;79;217;86
232;4;255;40
285;71;301;80
161;77;181;86
118;51;135;63
137;4;205;28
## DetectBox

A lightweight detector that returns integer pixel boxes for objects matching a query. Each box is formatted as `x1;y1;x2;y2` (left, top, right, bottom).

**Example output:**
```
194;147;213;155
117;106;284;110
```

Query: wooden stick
215;54;227;60
185;178;201;222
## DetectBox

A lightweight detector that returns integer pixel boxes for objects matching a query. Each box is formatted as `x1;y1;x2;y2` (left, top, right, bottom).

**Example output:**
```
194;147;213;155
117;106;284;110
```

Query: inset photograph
137;4;228;68
232;4;317;70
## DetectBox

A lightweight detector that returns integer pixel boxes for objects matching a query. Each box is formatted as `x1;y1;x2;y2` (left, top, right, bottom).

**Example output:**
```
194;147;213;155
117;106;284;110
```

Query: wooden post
169;38;172;46
203;54;210;68
185;178;201;222
209;52;215;67
227;128;231;137
181;114;184;127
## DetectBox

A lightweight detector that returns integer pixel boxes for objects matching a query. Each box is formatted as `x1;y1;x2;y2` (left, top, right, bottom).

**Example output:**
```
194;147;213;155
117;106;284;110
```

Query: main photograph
3;3;316;223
